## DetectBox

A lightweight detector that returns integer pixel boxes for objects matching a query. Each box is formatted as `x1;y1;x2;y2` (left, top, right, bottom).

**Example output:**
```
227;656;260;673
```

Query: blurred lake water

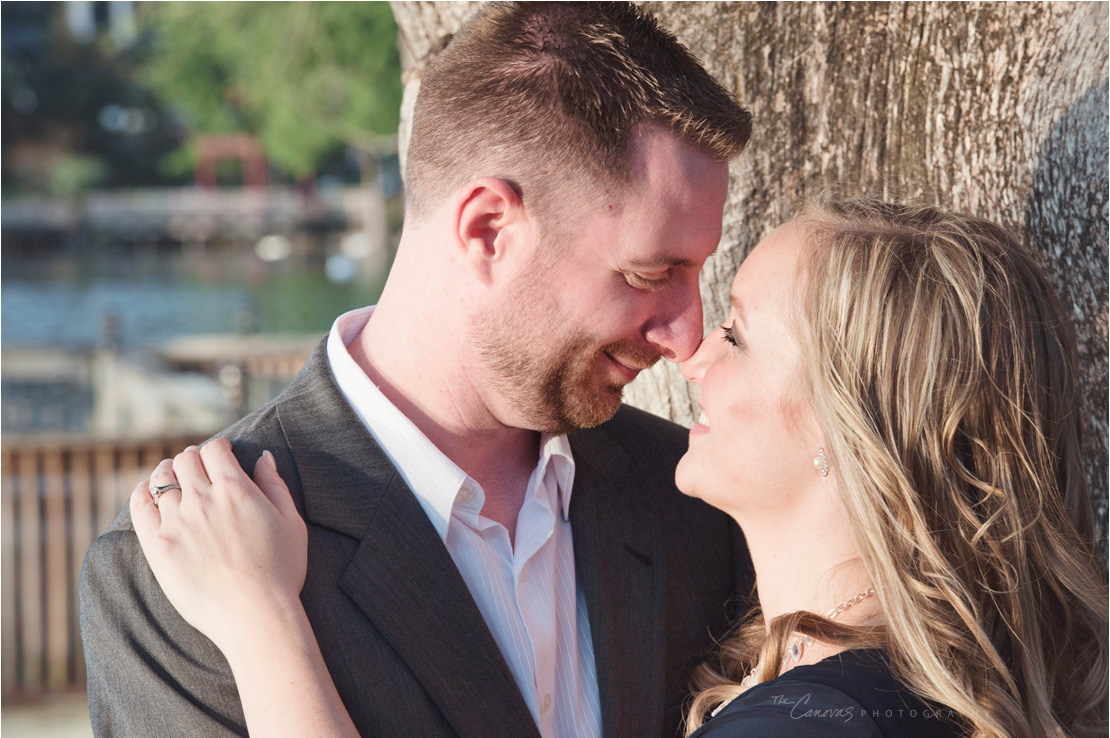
2;279;254;349
1;267;383;436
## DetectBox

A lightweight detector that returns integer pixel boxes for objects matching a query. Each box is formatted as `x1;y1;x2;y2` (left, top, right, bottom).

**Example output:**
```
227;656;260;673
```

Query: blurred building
1;1;404;701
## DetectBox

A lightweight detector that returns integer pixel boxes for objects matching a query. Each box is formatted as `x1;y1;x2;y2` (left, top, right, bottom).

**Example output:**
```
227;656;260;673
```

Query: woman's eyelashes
721;323;745;350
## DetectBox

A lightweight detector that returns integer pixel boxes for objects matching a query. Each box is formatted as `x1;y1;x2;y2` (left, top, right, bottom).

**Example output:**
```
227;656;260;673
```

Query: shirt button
541;693;552;714
458;486;473;503
519;570;527;583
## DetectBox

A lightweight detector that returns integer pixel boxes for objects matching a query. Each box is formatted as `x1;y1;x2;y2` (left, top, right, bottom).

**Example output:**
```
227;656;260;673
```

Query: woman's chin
675;455;743;520
674;454;702;500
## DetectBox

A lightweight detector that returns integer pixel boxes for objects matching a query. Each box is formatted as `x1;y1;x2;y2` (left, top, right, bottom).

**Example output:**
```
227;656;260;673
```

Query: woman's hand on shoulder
129;439;308;658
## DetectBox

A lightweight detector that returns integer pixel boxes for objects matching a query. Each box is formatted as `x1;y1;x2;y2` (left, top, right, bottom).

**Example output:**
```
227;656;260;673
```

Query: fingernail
185;445;199;452
262;450;277;469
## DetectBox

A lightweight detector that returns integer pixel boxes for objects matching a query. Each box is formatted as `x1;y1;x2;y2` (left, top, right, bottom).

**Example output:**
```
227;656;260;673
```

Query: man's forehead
626;122;728;187
611;212;723;270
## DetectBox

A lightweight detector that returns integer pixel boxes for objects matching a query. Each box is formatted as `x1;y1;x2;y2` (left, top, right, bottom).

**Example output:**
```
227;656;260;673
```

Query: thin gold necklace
710;587;876;718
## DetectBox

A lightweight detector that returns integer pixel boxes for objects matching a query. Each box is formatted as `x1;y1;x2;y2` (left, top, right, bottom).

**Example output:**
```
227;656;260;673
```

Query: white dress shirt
326;307;601;738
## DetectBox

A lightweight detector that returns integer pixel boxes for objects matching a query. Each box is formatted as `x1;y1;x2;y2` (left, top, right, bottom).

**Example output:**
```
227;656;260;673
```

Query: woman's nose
680;332;714;383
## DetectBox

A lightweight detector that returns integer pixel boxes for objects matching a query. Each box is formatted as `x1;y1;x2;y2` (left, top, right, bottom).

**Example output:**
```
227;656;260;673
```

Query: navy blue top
690;649;965;738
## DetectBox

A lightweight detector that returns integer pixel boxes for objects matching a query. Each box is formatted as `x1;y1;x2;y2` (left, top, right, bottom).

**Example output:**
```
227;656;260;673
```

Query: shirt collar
541;432;575;521
326;306;575;538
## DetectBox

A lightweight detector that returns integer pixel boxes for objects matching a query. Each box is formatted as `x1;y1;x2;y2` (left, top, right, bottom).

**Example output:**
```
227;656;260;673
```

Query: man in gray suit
81;4;754;737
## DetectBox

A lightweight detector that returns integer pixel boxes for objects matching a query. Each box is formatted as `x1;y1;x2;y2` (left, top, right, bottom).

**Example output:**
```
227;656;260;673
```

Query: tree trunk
391;1;1109;545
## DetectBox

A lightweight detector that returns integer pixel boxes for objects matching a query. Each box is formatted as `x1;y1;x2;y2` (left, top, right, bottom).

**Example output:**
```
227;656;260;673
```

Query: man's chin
539;351;644;433
554;383;625;432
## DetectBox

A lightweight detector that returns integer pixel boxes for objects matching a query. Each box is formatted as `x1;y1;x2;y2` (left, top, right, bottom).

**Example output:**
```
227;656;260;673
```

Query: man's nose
643;281;704;362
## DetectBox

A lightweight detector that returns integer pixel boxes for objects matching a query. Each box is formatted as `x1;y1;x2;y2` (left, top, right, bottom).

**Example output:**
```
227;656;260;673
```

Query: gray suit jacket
80;340;753;738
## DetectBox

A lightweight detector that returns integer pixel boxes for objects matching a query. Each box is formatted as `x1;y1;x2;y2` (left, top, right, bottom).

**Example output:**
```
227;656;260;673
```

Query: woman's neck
731;489;878;633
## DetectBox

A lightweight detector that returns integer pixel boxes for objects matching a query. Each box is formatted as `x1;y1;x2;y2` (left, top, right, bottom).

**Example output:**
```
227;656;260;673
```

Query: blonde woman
128;200;1108;737
678;200;1108;737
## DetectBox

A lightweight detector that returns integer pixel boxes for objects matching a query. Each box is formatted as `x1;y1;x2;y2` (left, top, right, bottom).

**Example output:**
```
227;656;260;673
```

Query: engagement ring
149;482;181;507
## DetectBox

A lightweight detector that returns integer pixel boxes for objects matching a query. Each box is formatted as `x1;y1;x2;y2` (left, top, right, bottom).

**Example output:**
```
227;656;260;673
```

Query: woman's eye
721;323;743;349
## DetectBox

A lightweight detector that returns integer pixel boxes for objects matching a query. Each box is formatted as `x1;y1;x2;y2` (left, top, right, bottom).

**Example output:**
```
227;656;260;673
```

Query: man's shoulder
577;403;688;461
94;395;293;542
567;404;698;506
80;513;244;735
212;397;287;448
211;333;330;445
606;403;688;437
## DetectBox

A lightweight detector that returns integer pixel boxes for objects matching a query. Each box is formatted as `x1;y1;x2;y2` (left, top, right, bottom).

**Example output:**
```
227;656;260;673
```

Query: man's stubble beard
471;286;661;436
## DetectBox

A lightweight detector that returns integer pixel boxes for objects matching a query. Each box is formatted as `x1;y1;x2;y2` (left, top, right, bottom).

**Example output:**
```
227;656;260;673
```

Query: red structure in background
194;134;268;188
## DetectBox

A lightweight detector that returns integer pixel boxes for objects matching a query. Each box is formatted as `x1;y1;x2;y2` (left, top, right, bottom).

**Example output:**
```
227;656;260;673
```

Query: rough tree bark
391;1;1109;545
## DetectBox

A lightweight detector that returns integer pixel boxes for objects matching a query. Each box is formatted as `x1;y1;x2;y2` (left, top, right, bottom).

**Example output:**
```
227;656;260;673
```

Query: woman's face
675;220;823;520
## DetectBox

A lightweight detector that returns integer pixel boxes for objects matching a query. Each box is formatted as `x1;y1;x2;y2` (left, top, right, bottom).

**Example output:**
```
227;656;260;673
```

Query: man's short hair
405;1;752;223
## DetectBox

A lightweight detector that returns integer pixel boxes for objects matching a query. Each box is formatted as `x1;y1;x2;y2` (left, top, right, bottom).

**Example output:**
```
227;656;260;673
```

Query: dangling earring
813;447;829;477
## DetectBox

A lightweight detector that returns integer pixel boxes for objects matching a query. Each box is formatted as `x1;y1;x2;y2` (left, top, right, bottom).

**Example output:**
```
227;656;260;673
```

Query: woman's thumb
253;450;295;514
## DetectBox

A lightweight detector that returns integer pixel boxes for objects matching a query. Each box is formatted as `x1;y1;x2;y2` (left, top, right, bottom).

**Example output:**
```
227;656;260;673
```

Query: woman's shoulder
690;649;965;738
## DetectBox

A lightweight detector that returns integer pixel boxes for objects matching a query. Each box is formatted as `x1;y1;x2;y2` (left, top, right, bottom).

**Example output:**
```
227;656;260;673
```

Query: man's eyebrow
729;293;748;327
625;256;698;269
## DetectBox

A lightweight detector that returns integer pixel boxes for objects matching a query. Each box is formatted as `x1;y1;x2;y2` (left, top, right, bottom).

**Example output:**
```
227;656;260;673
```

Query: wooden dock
1;434;209;697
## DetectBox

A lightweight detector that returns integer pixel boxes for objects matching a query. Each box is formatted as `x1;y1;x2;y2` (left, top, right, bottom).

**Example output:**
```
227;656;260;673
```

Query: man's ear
454;177;528;284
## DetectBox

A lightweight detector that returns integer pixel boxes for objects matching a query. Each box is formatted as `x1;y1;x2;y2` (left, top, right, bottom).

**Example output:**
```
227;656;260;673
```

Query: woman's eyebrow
729;293;748;328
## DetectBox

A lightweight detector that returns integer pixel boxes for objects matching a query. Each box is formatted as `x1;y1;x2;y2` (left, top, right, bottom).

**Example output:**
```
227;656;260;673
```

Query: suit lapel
337;474;540;738
275;342;540;738
570;425;667;738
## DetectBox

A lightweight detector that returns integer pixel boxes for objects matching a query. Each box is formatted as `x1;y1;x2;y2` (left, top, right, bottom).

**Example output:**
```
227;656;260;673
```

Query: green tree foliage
1;4;182;195
140;2;402;178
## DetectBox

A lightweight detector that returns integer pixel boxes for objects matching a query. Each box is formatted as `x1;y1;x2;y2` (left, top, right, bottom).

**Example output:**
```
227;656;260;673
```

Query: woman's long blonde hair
686;199;1109;737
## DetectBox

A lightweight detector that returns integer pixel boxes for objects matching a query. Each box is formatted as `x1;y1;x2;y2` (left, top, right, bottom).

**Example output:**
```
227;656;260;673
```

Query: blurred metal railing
1;434;207;697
